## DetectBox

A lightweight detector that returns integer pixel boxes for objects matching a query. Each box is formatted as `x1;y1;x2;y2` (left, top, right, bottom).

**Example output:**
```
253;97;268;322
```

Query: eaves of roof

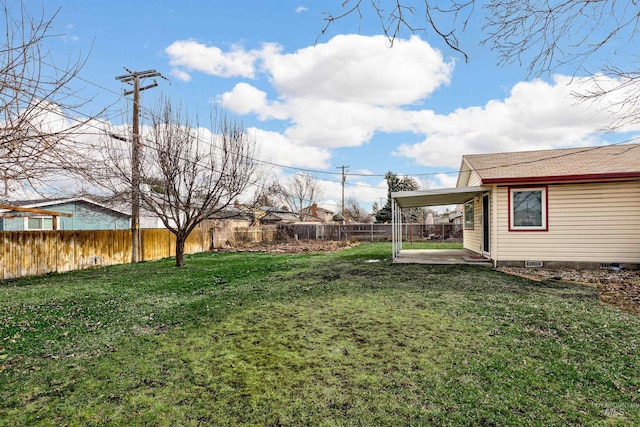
481;171;640;185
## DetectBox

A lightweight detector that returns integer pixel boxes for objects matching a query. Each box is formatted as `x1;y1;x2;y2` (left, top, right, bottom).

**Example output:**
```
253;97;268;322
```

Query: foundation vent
600;263;622;271
525;261;543;268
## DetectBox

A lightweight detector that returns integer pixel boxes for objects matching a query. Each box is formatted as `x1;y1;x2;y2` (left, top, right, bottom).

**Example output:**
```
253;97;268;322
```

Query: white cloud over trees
165;33;639;202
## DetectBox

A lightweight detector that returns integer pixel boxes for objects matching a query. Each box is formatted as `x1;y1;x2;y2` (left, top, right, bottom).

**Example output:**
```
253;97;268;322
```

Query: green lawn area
1;242;638;426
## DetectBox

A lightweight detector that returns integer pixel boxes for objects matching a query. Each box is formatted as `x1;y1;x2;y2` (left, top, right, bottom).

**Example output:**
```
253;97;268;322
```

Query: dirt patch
218;240;359;254
498;267;640;314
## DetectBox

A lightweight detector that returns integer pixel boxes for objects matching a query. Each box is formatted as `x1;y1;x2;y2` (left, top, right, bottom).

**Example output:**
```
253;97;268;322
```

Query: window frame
508;186;548;232
24;216;54;230
464;200;474;230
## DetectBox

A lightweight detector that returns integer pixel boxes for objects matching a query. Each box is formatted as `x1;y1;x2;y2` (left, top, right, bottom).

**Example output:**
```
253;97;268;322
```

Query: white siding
467;171;482;187
493;181;640;263
463;196;484;255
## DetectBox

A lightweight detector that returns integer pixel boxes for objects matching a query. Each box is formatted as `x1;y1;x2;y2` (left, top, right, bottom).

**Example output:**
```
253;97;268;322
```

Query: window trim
508;186;548;232
464;200;474;230
24;216;54;230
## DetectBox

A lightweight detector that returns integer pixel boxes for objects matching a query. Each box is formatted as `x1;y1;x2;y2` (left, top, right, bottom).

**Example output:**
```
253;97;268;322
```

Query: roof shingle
463;144;640;184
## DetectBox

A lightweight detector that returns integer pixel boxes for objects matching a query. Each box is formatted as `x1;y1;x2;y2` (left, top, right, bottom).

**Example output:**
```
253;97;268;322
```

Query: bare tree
321;1;640;128
97;99;257;267
248;180;280;209
0;1;94;196
275;173;323;221
344;195;369;223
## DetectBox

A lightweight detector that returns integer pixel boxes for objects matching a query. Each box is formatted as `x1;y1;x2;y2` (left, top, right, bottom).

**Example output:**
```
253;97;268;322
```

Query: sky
15;0;640;213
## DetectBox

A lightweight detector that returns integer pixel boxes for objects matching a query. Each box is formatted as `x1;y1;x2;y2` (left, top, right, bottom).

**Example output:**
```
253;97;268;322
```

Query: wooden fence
0;228;212;280
233;225;279;243
1;222;462;280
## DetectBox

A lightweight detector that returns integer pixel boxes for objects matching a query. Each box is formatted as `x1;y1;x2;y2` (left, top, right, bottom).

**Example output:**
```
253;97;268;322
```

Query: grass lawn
1;242;638;426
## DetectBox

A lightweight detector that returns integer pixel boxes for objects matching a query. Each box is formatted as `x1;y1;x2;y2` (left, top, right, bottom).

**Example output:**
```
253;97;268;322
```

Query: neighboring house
301;203;335;223
448;208;463;225
104;199;179;230
258;209;300;225
230;201;296;225
392;144;640;268
0;198;130;231
208;207;252;222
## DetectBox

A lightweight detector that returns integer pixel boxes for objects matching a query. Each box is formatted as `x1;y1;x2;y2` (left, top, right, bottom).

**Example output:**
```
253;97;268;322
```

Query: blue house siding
1;217;25;231
1;200;130;231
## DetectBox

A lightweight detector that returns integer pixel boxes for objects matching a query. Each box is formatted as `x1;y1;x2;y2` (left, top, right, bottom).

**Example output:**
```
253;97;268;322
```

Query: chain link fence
277;223;462;242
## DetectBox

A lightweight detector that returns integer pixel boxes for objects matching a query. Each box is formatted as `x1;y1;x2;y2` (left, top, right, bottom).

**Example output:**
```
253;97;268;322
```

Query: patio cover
391;186;490;208
390;186;490;258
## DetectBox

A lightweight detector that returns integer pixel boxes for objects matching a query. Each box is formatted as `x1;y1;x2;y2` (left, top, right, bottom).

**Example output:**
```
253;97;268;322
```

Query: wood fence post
55;229;59;273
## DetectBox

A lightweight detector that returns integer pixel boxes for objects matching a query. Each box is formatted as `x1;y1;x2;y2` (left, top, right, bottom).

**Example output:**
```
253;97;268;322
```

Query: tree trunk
175;234;186;267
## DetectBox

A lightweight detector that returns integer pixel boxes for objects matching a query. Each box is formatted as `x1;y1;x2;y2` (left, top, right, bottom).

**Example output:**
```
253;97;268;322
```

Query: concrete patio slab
393;249;493;267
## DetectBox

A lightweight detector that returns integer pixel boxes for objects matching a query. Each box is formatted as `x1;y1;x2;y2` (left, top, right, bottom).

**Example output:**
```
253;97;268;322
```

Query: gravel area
498;267;640;314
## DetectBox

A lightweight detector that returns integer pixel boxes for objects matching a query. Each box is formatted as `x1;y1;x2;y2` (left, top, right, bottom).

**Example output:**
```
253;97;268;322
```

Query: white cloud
249;128;332;169
167;34;639;178
295;6;308;13
431;173;458;189
165;40;262;78
221;34;451;149
170;68;191;82
221;83;288;120
344;179;387;210
394;75;637;168
261;34;452;105
221;83;267;115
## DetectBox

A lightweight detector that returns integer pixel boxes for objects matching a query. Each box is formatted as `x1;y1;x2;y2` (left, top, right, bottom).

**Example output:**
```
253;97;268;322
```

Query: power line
40;59;640;181
21;64;640;190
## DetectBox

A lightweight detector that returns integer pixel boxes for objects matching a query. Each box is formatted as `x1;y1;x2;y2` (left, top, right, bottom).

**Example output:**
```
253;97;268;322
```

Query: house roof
302;204;334;215
208;207;249;220
393;144;640;209
261;212;299;223
0;197;130;217
460;143;640;185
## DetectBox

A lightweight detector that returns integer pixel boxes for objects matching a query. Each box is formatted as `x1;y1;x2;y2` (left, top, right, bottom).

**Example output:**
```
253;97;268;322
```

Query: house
258;210;300;225
229;200;297;225
392;144;640;268
301;203;335;223
0;198;130;231
447;208;463;225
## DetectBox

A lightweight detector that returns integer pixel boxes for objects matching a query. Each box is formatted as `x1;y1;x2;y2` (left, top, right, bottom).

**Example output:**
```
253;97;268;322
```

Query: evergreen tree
375;172;419;223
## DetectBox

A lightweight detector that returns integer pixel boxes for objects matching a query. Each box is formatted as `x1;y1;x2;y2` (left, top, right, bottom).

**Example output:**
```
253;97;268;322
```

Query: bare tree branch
85;98;258;266
274;173;323;221
482;0;640;128
319;0;473;60
0;0;97;196
344;195;370;223
321;0;640;128
140;100;257;266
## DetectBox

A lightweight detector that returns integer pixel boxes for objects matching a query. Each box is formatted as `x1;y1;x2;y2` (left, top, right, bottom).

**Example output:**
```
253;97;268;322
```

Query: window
464;201;474;229
509;187;547;231
26;217;53;230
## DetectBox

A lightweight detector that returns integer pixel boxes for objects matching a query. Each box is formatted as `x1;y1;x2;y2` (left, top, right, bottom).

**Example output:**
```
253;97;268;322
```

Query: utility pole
115;68;164;263
336;165;349;221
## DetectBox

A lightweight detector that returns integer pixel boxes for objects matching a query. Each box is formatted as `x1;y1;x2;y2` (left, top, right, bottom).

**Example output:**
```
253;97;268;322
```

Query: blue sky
27;0;640;212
